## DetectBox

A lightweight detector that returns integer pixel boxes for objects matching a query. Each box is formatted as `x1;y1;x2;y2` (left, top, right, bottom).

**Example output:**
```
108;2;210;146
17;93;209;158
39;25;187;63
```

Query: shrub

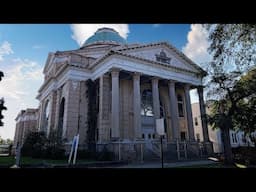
232;147;256;165
21;131;47;158
21;130;66;159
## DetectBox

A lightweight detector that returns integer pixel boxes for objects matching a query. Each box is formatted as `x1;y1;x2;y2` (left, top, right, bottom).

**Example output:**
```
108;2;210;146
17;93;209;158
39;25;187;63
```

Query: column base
204;141;214;155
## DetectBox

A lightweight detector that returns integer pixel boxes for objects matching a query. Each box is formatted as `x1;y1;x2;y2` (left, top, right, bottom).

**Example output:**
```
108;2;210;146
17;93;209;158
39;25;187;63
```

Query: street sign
156;118;165;135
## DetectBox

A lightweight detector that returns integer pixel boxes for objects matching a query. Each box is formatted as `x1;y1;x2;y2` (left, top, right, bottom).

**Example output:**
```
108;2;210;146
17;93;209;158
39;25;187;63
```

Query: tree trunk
221;126;233;165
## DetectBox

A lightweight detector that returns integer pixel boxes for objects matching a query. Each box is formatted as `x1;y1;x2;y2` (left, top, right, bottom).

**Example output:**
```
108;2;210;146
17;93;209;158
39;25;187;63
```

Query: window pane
178;103;184;117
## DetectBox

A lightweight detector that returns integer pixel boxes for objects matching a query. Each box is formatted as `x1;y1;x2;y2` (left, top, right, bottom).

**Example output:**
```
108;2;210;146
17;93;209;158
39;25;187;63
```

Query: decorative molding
92;57;202;85
155;50;171;64
115;41;207;76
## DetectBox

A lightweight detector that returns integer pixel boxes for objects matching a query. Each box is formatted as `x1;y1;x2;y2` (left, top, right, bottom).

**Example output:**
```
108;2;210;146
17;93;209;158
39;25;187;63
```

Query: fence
0;144;11;156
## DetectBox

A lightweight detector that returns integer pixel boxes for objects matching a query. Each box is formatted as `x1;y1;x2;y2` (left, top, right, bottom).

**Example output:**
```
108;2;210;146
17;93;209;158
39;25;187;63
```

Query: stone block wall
98;75;111;142
65;80;80;142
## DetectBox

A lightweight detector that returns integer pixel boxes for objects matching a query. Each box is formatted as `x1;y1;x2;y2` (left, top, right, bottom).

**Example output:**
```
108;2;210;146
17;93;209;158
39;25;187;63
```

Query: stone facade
15;28;213;161
13;108;38;153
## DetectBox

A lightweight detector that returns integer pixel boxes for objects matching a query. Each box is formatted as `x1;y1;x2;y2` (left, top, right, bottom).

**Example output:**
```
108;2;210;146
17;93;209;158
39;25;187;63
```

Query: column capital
133;72;141;80
184;83;192;91
197;85;205;90
151;77;160;82
168;80;176;87
110;68;120;77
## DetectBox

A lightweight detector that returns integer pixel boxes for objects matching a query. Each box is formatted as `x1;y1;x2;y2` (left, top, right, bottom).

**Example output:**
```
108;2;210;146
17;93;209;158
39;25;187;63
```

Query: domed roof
82;28;126;47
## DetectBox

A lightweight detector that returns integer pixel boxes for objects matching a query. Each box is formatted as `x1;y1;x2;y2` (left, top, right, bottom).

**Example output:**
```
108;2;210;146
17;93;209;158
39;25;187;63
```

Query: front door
141;116;155;150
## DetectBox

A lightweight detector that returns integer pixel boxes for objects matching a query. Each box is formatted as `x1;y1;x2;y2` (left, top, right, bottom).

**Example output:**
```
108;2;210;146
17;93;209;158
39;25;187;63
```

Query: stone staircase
151;142;161;158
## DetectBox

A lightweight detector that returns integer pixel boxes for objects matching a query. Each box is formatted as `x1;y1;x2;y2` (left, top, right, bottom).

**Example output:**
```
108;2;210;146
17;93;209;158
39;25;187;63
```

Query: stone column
152;78;160;119
197;86;210;142
168;80;179;141
111;69;120;139
99;74;111;142
37;103;43;131
54;88;61;130
39;101;44;132
49;91;57;135
133;72;142;139
184;84;195;141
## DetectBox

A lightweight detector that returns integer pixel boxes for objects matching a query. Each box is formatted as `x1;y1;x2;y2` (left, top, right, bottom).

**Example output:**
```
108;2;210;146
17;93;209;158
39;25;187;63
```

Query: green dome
82;28;126;47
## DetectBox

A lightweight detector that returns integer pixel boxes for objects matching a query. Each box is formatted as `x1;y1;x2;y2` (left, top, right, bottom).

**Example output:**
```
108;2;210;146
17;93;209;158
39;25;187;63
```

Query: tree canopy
204;24;256;164
0;71;7;126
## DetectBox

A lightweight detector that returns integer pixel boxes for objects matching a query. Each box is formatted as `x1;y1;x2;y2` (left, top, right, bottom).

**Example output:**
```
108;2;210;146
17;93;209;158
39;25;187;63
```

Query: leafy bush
21;131;47;158
21;131;66;159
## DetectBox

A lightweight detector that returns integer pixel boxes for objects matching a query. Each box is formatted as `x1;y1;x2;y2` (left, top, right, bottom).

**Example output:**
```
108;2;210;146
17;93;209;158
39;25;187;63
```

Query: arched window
177;94;184;117
141;89;153;116
58;98;65;139
194;117;198;126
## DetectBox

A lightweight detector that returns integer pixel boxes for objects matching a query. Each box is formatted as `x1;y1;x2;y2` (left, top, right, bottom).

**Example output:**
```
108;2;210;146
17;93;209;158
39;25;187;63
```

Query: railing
176;140;187;160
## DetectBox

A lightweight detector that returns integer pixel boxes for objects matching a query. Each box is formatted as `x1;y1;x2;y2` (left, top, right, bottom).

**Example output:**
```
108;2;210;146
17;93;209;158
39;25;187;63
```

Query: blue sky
0;24;211;139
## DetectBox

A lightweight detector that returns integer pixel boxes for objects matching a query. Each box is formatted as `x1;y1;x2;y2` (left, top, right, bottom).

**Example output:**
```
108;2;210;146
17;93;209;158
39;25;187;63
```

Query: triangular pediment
116;42;204;74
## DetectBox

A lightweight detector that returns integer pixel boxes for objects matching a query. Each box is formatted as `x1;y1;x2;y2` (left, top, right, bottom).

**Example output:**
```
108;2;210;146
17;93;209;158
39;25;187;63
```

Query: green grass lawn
0;156;95;166
0;156;15;165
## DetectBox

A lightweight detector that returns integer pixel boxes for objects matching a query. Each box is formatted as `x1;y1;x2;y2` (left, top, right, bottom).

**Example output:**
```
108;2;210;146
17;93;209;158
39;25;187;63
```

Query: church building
16;27;213;161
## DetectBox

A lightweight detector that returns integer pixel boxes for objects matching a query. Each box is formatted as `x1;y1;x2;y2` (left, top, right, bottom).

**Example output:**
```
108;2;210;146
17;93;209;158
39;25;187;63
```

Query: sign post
73;134;79;165
68;134;79;165
156;118;165;168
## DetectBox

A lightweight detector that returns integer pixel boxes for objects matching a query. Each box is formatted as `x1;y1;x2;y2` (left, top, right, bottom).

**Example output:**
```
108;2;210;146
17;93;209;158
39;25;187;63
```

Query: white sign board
156;118;165;135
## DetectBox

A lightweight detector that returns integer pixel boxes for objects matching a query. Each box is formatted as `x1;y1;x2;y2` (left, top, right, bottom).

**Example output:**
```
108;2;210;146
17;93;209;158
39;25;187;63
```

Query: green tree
0;136;4;144
204;24;256;165
232;68;256;146
0;71;7;127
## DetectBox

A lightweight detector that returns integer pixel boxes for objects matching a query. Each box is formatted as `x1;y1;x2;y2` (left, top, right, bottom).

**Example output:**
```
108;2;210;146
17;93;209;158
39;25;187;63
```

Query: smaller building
13;108;38;153
192;102;255;154
192;102;223;153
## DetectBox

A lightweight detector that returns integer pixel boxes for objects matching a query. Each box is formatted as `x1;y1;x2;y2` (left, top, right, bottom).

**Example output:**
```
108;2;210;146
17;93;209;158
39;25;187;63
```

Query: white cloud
70;24;129;46
0;58;43;139
0;41;14;61
183;24;212;104
152;24;160;28
182;24;211;65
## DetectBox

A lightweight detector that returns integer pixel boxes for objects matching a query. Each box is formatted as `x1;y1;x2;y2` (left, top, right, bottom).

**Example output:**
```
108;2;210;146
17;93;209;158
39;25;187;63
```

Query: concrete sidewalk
112;160;218;168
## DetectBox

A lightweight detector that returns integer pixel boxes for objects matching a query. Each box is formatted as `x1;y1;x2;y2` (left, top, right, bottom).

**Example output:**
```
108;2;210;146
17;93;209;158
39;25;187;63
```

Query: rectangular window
194;117;198;126
180;132;186;141
178;103;184;117
196;133;200;142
